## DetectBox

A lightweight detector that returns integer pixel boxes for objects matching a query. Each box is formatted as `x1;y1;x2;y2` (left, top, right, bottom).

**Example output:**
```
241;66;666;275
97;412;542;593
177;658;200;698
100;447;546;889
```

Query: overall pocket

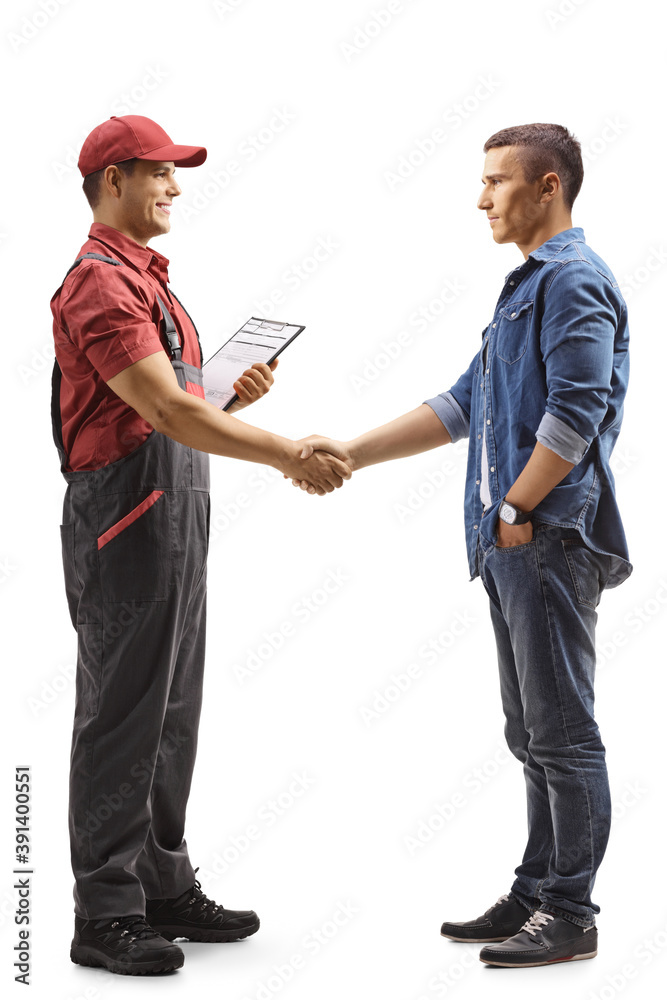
60;523;81;628
97;490;172;602
495;300;533;364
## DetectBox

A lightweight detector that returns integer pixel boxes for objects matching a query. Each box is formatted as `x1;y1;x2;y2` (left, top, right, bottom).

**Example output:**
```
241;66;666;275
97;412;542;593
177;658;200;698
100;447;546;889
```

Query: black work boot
70;914;184;975
479;909;598;967
146;869;260;942
440;893;531;942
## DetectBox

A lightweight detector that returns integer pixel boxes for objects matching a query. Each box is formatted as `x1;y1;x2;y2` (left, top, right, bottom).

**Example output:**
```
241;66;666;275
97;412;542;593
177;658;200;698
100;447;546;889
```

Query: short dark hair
483;124;583;211
82;157;137;209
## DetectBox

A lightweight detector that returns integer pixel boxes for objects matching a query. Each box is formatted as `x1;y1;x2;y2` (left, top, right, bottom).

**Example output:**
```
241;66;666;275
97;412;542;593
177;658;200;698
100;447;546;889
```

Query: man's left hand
496;518;534;548
227;359;278;412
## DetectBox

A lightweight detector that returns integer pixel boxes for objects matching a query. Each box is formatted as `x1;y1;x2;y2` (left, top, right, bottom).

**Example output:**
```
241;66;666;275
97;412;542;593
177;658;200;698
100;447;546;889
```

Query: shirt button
510;311;516;318
473;524;479;530
486;419;491;425
486;368;490;374
490;466;495;472
492;322;497;328
475;479;480;485
509;280;515;285
478;434;481;439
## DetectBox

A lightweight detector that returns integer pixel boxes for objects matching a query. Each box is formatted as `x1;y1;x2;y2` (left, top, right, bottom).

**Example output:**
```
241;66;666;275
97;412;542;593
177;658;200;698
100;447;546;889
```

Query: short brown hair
82;157;137;209
483;124;583;211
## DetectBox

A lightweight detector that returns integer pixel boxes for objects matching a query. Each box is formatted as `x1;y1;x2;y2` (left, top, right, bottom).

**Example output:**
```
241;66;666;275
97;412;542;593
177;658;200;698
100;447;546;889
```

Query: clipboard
202;316;305;410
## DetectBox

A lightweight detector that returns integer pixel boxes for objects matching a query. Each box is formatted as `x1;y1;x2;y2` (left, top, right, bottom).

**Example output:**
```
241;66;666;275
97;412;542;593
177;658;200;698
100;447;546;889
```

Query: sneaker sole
153;919;260;943
70;944;184;975
479;949;598;968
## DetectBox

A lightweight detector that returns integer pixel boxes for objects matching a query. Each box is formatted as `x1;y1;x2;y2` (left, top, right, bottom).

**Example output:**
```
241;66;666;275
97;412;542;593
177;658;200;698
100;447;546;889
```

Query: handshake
282;435;354;496
228;360;354;495
227;360;449;496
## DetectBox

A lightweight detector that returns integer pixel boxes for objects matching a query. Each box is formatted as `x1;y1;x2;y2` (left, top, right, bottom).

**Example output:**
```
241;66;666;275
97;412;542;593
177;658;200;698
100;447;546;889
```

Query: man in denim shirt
292;123;631;967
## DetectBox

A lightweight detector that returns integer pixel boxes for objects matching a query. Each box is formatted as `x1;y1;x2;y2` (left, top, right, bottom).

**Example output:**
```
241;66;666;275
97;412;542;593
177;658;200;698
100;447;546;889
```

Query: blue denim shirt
424;227;632;588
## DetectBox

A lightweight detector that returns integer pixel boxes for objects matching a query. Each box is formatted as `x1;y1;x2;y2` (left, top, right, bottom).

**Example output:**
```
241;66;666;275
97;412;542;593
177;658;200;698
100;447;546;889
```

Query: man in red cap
51;115;350;976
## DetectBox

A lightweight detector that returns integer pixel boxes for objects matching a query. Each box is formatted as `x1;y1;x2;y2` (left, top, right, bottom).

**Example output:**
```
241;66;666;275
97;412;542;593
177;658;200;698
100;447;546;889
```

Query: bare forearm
348;404;451;471
155;393;291;468
505;441;575;511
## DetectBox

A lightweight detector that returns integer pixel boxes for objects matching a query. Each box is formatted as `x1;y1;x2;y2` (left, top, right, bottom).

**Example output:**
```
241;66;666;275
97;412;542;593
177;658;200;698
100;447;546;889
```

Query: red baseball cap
78;115;207;177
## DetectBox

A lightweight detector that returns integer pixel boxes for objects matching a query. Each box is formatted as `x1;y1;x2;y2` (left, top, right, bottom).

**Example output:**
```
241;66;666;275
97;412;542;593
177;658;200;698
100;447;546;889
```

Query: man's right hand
283;406;452;494
286;436;355;495
279;438;352;495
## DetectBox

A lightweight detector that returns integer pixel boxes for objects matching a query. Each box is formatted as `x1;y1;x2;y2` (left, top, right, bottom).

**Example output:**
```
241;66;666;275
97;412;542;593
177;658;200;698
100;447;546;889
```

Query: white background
2;1;664;998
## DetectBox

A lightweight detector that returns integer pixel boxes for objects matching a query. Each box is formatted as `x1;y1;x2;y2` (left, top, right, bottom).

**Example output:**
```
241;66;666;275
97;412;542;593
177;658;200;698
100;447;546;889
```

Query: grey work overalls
52;253;211;919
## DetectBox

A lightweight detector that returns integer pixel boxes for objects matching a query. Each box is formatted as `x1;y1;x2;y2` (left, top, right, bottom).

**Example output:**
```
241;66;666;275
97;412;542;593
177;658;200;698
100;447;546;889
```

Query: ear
103;164;124;201
539;171;561;204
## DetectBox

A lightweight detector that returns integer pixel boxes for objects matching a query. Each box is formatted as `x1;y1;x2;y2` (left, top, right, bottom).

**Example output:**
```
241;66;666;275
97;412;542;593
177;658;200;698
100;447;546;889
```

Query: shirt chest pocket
495;299;533;365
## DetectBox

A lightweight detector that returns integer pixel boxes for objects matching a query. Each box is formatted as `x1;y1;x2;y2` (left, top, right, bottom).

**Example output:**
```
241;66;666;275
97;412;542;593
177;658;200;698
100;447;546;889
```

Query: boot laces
522;910;554;937
188;869;222;915
109;915;160;943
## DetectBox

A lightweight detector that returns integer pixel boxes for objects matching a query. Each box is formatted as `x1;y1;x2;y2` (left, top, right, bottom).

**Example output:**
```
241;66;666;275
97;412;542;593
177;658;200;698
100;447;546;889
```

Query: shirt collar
528;226;586;262
88;222;171;280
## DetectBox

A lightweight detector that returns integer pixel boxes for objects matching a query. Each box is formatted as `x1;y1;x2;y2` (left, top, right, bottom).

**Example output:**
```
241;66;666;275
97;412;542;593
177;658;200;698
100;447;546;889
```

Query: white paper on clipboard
202;317;305;410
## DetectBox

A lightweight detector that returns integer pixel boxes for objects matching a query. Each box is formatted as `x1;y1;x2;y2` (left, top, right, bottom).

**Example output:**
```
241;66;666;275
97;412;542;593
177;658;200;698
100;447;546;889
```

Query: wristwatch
499;497;533;525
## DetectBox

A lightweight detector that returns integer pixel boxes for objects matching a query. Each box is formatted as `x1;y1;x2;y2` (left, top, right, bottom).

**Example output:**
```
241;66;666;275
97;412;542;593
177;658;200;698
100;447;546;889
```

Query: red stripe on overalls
97;490;164;550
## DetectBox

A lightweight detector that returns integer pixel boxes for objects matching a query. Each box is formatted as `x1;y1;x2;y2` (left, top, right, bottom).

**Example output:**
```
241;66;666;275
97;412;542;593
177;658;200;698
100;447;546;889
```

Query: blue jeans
477;521;613;928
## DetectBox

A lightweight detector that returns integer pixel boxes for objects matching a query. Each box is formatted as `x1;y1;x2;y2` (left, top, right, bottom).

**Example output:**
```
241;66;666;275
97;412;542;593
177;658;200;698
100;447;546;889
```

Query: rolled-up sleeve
423;350;478;443
536;260;620;464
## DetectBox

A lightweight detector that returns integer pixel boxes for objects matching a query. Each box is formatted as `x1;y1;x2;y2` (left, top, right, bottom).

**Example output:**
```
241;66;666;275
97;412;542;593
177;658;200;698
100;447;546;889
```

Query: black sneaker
146;869;260;942
70;914;184;975
441;893;531;942
479;910;598;967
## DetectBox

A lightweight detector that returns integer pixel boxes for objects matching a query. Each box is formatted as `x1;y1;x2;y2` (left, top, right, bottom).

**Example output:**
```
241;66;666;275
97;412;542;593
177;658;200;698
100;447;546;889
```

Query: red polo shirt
51;223;202;472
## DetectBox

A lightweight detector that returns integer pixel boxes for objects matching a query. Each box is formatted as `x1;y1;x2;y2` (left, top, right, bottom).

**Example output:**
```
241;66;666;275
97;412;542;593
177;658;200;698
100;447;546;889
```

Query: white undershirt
480;340;491;509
